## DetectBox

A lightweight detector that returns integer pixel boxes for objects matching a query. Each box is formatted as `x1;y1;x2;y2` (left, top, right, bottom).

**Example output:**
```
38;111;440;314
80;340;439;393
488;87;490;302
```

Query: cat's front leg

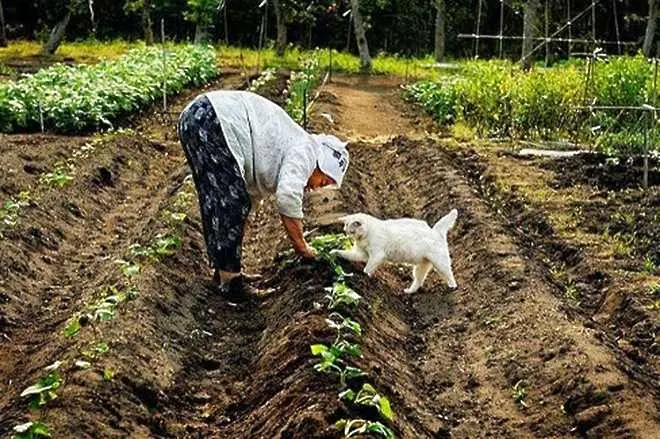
330;246;368;263
363;251;386;277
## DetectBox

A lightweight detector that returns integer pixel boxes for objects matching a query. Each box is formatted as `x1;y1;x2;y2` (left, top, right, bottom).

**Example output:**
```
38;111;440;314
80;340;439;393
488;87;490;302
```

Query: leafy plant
21;364;63;409
0;45;218;133
512;380;528;409
63;318;81;337
334;419;395;439
0;191;31;231
326;312;362;342
39;162;74;188
311;342;365;387
340;383;394;421
285;50;322;124
11;421;51;439
324;282;362;310
103;367;116;381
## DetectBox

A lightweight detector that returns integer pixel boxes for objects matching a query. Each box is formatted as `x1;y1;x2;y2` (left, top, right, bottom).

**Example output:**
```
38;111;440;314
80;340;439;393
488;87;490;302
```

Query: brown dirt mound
540;153;660;191
1;74;659;439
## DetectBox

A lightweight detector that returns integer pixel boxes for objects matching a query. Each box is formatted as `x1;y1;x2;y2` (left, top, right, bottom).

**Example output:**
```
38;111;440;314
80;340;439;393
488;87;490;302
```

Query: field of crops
0;36;658;439
0;44;217;133
406;56;660;155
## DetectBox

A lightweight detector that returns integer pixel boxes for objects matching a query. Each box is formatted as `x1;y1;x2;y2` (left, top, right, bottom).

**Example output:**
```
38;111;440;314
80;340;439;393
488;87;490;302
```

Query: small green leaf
339;389;356;401
379;396;394;420
103;368;115;381
63;318;81;337
310;344;328;355
94;342;109;353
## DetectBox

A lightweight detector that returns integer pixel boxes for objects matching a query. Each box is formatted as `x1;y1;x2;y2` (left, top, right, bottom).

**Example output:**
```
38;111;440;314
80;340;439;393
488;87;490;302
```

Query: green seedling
325;283;362;310
334;419;395;439
326;312;362;342
0;192;31;230
340;383;395;421
564;281;580;303
129;234;182;261
310;234;353;279
643;257;656;274
94;342;110;354
115;259;141;278
63;317;81;337
311;342;364;388
103;367;115;381
21;363;63;409
512;380;528;409
39;163;74;188
11;421;51;439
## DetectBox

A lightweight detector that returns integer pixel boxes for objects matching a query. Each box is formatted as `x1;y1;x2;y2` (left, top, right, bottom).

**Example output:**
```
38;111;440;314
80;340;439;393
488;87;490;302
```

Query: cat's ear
337;215;349;224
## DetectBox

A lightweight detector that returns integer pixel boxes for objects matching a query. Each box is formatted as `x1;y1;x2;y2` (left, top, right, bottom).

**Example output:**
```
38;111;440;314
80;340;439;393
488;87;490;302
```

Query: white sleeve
275;145;317;219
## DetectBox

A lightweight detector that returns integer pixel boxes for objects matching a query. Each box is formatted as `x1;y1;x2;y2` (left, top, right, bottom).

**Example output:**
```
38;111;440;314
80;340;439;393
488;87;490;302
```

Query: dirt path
0;73;658;438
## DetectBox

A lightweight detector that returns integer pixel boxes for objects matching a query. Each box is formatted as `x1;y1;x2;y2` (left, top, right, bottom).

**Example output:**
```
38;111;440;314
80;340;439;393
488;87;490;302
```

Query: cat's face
341;214;368;239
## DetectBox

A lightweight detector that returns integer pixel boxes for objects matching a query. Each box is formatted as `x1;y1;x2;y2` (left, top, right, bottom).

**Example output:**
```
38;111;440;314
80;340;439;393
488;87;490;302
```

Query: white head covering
311;134;350;187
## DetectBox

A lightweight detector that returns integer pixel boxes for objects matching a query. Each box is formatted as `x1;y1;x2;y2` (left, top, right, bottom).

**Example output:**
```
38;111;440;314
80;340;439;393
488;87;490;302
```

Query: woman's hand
280;214;316;260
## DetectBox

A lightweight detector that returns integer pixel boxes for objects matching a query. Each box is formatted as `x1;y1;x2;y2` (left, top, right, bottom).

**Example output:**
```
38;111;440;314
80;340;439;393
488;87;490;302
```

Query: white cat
331;210;458;293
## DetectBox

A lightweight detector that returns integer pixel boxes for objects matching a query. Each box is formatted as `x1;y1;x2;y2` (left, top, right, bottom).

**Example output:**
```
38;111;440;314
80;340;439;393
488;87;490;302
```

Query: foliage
0;191;31;234
185;0;224;26
0;44;217;133
11;421;51;439
21;362;63;409
340;383;394;421
334;419;395;439
285;49;322;123
406;55;660;155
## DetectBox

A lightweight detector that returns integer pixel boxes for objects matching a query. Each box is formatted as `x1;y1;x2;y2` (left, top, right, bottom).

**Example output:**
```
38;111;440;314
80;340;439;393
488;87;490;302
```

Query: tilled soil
0;74;658;438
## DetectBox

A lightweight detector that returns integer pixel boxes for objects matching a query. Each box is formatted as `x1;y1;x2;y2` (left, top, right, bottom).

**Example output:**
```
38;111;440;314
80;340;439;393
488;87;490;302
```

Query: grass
217;44;442;80
0;39;138;65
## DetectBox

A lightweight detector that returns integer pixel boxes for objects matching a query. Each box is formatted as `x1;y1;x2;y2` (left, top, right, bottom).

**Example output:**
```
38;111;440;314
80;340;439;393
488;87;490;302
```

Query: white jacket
204;90;318;219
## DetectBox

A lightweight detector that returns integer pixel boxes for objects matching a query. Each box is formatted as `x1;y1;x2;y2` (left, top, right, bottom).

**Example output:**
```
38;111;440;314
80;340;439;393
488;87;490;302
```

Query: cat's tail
432;209;458;238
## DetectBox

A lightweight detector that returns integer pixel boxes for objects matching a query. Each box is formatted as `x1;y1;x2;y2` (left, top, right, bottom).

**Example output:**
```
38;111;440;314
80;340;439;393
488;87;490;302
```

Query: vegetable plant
0;45;218;133
324;282;362;310
334;419;395;439
21;363;63;409
11;421;51;439
340;383;394;421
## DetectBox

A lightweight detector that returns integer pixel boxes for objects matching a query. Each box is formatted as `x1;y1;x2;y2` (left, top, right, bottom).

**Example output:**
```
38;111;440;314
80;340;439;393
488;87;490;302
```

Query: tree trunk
521;0;540;71
41;11;71;55
433;0;445;63
644;0;658;57
143;0;154;45
0;0;8;47
350;0;371;71
273;0;287;56
194;24;209;43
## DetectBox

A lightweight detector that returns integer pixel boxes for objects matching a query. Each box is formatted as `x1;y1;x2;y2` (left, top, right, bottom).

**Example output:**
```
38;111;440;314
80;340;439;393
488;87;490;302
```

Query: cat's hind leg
404;260;433;293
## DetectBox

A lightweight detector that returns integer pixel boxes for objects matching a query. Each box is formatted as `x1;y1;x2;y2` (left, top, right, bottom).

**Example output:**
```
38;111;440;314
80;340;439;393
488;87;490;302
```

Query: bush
406;55;660;155
0;44;218;133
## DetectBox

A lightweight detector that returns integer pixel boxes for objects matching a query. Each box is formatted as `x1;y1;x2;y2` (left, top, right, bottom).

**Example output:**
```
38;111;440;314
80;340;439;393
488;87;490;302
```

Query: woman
178;90;349;298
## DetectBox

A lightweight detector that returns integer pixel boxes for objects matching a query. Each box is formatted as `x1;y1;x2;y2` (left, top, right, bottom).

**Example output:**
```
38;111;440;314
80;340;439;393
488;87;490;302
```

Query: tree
521;0;540;70
185;0;223;43
125;1;155;44
350;0;372;71
272;0;287;56
644;0;658;57
433;0;445;62
41;6;73;55
0;0;7;47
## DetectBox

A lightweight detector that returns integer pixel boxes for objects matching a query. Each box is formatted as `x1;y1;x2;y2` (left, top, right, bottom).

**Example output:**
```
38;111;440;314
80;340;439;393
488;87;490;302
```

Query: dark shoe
220;276;257;302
